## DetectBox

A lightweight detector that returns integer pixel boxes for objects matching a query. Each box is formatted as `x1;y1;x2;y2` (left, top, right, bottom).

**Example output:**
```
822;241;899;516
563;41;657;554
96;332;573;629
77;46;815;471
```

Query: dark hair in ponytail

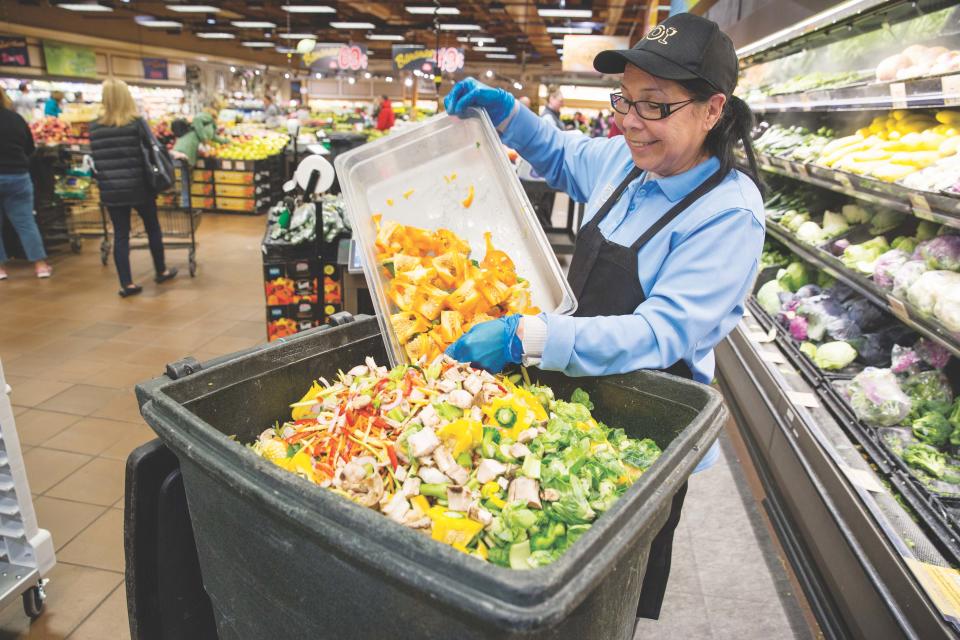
676;77;763;194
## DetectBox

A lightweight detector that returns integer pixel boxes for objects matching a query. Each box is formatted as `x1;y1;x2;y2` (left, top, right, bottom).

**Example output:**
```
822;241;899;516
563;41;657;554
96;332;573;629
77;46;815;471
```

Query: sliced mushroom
541;488;560;502
381;493;411;523
476;458;507;484
434;445;470;485
446;389;474;410
437;379;458;394
470;406;483;422
468;501;493;526
401;476;422;498
395;466;408;483
408;428;440;458
443;366;465;383
402;513;432;529
419;404;440;428
349;394;372;411
509;443;532;459
418;466;452;485
508;477;542;509
446;486;472;512
517;428;539;444
463;373;483;396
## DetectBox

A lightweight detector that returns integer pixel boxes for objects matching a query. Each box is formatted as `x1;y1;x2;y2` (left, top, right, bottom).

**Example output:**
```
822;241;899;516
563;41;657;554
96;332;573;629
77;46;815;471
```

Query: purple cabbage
831;238;851;257
915;338;951;370
789;316;809;341
891;345;921;374
872;249;910;290
917;235;960;272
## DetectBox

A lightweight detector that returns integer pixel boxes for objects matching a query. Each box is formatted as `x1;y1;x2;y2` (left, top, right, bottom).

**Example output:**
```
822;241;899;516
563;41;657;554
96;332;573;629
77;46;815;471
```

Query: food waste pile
249;356;662;569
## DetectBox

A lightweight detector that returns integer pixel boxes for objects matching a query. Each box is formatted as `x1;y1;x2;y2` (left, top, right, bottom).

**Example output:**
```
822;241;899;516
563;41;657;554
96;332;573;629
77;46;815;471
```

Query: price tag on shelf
796;164;810;180
904;559;960;620
222;160;233;170
886;295;910;323
840;465;886;494
910;193;933;215
69;144;80;152
890;82;908;109
835;172;853;190
759;348;787;364
942;74;960;107
800;94;812;112
786;391;820;408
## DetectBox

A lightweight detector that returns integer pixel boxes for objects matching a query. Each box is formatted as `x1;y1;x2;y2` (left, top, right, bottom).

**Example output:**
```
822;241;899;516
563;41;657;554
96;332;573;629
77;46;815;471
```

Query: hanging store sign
303;44;368;71
391;45;464;74
42;41;97;78
0;37;30;67
561;35;629;73
142;57;169;80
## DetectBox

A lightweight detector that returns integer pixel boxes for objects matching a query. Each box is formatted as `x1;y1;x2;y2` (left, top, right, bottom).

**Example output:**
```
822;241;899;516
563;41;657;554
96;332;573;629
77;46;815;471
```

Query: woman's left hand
445;315;523;373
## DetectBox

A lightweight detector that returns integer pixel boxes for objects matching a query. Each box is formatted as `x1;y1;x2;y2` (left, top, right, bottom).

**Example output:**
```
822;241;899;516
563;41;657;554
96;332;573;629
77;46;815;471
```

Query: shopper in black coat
89;79;176;296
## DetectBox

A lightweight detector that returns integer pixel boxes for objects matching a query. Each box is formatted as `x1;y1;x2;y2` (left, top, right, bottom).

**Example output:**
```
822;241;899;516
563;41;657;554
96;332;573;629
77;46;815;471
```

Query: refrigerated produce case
722;1;960;636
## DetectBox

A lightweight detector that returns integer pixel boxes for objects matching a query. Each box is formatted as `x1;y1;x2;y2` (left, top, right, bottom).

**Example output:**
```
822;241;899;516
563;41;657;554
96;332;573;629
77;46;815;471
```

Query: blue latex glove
444;78;516;126
445;315;523;373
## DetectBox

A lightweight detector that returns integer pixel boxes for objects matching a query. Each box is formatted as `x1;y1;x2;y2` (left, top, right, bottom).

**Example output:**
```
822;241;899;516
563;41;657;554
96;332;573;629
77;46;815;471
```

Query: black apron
567;164;725;619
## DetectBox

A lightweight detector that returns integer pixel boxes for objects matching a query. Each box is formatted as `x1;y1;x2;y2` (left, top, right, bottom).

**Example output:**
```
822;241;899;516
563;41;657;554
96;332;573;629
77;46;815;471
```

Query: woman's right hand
444;78;515;126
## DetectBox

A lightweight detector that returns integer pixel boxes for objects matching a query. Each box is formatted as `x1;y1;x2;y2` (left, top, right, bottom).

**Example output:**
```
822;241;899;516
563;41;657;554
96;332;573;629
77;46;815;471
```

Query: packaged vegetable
912;412;952;447
789;316;809;341
846;367;912;426
814;341;858;370
249;356;663;568
868;210;904;235
916;220;940;242
841;203;871;224
907;270;960;315
842;237;890;274
892;260;928;299
934;286;960;333
872;249;909;289
891;344;922;374
891;236;918;255
916;338;951;370
917;235;960;272
796;221;825;245
821;210;850;238
902;370;954;419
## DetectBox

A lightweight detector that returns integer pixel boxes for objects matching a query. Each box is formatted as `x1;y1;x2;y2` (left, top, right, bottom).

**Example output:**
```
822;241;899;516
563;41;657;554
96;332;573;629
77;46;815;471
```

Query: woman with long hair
90;79;176;297
0;85;51;280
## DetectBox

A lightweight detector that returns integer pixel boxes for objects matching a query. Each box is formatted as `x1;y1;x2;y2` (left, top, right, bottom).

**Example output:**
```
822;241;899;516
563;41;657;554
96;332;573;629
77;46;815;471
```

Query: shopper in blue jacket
445;13;765;622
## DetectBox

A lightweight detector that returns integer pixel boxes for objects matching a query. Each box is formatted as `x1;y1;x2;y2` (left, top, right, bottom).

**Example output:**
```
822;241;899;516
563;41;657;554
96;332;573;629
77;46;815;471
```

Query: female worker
445;13;764;622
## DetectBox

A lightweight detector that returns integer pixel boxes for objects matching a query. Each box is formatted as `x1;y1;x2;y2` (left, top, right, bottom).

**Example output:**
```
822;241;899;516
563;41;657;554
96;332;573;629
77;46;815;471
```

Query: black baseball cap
593;13;738;96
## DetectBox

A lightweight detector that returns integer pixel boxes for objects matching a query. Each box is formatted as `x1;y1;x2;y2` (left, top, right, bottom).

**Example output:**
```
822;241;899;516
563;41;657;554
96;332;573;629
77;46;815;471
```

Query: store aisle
0;214;817;639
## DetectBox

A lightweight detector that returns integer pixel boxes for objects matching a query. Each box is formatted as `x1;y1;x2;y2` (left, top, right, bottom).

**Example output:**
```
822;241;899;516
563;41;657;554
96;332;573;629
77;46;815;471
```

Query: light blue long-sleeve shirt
499;104;766;470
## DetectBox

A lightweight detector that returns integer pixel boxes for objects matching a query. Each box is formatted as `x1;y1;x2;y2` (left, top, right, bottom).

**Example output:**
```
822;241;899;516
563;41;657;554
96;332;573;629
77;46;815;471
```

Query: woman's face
614;65;725;176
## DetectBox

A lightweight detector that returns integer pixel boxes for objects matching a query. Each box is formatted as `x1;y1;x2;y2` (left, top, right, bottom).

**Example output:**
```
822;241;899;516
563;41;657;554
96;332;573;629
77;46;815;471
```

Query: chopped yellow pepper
403;189;414;199
411;495;430;515
484;396;533;441
290;380;323;421
438;418;483;457
480;482;501;499
427;506;484;547
461;185;475;208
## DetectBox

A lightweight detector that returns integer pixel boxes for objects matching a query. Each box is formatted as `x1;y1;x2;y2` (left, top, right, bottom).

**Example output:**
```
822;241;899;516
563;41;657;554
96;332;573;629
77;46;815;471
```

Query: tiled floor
0;212;818;638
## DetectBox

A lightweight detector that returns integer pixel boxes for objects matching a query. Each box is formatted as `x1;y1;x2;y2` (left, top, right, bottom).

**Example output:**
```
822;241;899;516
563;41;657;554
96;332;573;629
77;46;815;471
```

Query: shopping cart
99;160;201;276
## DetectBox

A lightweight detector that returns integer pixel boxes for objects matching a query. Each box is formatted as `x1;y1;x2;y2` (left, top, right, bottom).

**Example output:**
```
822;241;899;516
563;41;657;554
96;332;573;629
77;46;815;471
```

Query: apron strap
629;168;726;251
582;165;644;232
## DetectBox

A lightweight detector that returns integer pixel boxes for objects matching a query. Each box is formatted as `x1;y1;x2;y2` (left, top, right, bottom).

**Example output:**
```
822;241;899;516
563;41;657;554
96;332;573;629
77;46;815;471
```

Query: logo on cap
645;25;677;45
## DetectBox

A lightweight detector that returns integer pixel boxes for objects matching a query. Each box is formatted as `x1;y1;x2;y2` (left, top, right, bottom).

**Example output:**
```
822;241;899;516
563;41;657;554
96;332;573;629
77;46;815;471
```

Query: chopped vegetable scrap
249;356;662;568
462;185;475;208
373;216;541;362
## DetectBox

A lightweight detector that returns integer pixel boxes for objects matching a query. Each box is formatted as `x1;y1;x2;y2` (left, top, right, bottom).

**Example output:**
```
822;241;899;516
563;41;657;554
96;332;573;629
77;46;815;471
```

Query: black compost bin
134;316;725;640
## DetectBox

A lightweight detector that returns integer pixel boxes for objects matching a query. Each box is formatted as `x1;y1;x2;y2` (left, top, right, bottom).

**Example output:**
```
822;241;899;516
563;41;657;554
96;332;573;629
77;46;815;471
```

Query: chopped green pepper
495;407;517;428
420;483;449;499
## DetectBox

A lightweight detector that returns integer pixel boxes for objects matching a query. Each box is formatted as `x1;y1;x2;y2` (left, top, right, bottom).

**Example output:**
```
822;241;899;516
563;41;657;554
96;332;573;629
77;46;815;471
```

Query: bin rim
135;318;725;632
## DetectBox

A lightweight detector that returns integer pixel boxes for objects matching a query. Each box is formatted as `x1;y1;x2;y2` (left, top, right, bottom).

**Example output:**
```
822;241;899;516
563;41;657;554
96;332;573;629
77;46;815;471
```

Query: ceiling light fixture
513;81;523;90
278;33;316;39
439;24;481;31
282;4;335;13
284;73;290;79
241;42;275;48
348;77;356;84
537;8;592;18
197;32;236;39
551;38;565;45
367;34;404;41
404;77;413;87
330;21;375;29
55;3;113;11
364;72;371;79
166;4;220;12
545;26;592;34
232;21;277;29
475;46;507;52
140;20;183;28
405;5;459;14
385;76;393;83
485;69;494;78
485;53;516;59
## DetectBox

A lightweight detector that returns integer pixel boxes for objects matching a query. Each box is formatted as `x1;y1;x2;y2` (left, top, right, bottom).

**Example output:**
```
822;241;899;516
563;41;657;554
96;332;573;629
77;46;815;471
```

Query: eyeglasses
609;93;694;121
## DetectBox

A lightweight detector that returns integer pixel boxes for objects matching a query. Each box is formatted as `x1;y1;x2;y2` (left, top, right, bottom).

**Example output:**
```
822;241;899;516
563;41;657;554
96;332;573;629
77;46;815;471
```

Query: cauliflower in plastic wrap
872;249;909;290
846;367;912;427
892;260;928;299
907;271;960;316
934;286;960;333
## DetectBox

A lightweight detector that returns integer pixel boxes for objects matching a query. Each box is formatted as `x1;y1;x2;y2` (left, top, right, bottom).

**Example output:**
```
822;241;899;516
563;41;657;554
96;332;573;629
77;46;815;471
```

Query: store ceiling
38;1;650;66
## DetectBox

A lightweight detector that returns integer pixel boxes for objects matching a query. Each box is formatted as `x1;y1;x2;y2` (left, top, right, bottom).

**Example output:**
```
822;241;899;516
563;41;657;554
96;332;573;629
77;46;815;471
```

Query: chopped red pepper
294;418;316;426
386;445;399;471
345;408;357;426
286;431;314;444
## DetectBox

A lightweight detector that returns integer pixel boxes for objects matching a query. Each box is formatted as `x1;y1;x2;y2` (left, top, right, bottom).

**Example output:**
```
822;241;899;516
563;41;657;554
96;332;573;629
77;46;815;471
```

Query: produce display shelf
746;152;960;229
765;221;960;359
718;317;960;638
748;72;960;113
745;294;960;567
